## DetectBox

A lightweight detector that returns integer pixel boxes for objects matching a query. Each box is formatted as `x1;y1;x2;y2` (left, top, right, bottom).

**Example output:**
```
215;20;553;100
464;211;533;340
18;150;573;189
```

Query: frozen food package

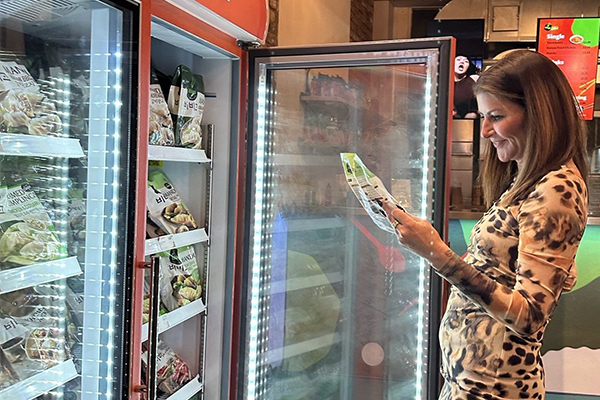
0;168;68;268
0;287;70;370
340;153;406;234
66;188;86;260
0;61;62;136
147;169;198;236
149;68;175;146
157;246;202;311
167;65;204;149
0;349;19;389
141;278;167;324
146;214;167;239
142;340;192;395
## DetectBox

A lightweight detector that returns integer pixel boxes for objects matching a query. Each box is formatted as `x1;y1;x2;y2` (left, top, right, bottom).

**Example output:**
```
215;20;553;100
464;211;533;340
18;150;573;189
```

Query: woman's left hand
382;201;453;269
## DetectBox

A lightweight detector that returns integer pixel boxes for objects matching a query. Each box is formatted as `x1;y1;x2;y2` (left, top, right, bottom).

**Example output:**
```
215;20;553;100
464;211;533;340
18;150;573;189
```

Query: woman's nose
480;117;494;139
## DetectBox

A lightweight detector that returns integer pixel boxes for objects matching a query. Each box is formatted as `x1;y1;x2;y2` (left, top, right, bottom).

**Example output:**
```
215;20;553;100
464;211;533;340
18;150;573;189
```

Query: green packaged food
146;169;198;236
157;245;202;311
167;65;204;149
0;169;67;268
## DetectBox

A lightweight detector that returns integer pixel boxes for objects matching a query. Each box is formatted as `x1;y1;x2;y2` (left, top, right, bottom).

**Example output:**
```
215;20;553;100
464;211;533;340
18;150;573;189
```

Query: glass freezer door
0;1;137;399
241;40;454;400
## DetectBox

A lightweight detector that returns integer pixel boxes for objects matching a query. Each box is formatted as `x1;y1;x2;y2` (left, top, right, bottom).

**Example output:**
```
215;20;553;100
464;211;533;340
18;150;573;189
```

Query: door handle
136;255;160;400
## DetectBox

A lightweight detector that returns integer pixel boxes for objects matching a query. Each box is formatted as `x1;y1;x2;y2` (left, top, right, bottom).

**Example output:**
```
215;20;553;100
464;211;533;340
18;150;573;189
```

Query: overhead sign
537;18;600;120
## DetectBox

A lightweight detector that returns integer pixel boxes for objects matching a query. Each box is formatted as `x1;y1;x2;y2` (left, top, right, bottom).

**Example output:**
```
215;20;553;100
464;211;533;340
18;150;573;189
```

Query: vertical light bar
105;21;123;400
81;7;121;400
247;64;269;400
415;52;439;400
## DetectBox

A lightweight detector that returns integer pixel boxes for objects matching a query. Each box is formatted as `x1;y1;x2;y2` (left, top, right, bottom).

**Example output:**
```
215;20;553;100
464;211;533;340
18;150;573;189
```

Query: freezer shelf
0;133;85;158
162;375;203;400
145;229;209;255
0;256;82;295
141;299;206;342
0;359;78;400
148;145;211;164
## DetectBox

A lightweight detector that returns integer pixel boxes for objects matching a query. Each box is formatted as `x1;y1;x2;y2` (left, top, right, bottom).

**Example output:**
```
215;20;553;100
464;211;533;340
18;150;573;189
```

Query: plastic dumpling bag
167;65;204;149
149;68;175;146
157;245;202;311
146;169;198;236
0;165;67;268
340;152;405;234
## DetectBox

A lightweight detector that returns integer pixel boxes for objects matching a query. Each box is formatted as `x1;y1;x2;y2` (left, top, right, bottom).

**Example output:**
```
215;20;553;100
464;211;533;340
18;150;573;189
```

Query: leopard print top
437;162;588;400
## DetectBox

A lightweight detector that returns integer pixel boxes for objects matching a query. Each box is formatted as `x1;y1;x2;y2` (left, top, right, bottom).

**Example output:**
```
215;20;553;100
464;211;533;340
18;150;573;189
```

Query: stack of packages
144;169;203;320
0;162;68;269
0;284;76;389
144;63;211;397
149;65;206;150
142;340;193;396
141;169;203;395
0;61;62;136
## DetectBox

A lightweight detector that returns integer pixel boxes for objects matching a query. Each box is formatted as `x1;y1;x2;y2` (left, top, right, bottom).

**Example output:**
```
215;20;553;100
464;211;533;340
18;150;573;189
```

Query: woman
384;50;589;399
453;55;480;119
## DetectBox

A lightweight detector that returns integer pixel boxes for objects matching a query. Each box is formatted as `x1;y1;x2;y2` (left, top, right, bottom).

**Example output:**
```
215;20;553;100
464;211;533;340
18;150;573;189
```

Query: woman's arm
384;171;587;338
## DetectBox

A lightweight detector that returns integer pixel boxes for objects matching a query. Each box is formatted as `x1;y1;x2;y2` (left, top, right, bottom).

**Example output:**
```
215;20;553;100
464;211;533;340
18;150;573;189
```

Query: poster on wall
537;17;600;120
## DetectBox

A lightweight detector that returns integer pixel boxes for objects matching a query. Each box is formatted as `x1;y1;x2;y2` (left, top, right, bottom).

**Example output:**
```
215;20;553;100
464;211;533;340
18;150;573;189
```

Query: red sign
537;18;600;120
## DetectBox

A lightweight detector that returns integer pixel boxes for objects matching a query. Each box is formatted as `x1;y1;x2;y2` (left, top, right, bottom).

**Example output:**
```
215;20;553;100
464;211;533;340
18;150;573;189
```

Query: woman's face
476;92;527;166
455;56;470;76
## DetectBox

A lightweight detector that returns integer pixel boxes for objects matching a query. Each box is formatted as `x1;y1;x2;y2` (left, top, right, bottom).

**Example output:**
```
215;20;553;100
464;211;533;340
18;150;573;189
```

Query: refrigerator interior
142;18;239;400
0;1;136;399
243;45;450;400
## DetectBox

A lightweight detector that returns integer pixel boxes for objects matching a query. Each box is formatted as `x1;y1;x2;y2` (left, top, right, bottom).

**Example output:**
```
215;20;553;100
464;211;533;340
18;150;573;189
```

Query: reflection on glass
247;60;438;399
0;1;130;399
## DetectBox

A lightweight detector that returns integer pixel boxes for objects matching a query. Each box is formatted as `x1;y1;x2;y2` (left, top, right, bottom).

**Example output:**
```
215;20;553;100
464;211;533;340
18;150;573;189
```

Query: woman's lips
491;140;505;148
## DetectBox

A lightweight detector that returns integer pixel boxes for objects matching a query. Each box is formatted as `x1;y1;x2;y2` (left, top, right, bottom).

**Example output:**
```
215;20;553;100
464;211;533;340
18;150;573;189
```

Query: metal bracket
140;261;152;269
237;40;261;50
133;385;147;393
133;384;147;400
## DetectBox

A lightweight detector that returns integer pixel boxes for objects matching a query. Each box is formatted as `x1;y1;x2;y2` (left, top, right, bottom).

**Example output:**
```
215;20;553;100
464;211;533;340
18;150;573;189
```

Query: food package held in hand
0;61;62;136
147;169;199;236
142;340;192;395
340;153;406;234
157;246;202;311
0;171;68;269
149;68;175;146
167;65;204;149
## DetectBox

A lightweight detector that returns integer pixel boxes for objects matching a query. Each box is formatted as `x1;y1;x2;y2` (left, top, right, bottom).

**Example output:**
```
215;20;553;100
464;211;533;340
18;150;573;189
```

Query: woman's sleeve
437;172;587;338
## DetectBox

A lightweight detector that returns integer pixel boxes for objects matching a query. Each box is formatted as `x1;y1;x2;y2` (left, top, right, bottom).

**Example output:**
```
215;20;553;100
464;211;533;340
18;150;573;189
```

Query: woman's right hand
382;201;453;269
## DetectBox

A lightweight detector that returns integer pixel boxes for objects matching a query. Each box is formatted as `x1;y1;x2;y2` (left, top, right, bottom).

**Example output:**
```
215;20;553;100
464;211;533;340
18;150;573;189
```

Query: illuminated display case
239;41;454;400
0;1;138;399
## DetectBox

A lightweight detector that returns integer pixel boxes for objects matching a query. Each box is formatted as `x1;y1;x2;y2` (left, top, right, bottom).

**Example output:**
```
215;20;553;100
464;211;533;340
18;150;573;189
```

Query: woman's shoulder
535;163;586;197
519;162;588;221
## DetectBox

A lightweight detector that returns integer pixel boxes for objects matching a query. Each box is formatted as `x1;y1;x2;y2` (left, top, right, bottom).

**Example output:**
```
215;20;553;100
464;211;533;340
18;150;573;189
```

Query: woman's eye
490;115;503;122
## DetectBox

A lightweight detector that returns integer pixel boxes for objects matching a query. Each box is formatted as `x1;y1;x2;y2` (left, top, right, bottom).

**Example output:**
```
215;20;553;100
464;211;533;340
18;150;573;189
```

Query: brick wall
350;0;374;42
266;0;279;47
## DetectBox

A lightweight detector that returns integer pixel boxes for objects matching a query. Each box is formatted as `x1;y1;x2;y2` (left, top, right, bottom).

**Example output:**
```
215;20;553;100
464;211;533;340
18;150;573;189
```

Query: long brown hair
473;50;589;206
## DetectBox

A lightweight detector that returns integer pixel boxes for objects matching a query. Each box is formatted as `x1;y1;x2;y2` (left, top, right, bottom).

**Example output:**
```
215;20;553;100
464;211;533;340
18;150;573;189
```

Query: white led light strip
415;52;439;400
80;7;122;400
247;64;268;400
